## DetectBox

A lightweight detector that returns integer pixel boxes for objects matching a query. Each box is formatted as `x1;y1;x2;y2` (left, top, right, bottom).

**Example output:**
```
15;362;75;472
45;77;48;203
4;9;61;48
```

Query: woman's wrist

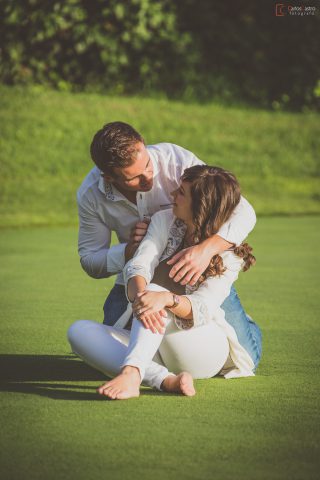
130;290;145;303
127;276;147;302
165;292;180;309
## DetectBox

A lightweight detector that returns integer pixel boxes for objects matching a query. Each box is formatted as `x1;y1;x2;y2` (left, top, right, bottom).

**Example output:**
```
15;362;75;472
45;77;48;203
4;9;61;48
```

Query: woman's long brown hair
181;165;256;284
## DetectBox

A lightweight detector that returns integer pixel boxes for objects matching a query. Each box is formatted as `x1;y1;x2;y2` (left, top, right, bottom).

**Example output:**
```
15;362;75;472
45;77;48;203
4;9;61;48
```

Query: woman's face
171;181;193;224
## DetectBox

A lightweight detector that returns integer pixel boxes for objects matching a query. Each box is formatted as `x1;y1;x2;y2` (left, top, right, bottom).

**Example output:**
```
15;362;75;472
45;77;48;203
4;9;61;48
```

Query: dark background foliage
1;0;319;109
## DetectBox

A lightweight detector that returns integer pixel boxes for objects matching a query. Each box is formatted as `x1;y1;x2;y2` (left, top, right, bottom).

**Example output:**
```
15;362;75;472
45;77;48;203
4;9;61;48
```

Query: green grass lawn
0;86;319;227
1;216;319;480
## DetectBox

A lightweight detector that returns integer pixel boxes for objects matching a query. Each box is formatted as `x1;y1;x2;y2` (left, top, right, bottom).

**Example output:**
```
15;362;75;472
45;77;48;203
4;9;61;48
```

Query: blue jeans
103;284;262;370
221;287;262;370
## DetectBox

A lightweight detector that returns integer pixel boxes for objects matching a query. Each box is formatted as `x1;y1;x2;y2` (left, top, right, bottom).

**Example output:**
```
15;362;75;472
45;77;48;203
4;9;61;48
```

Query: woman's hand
137;311;166;334
133;291;171;316
133;291;171;334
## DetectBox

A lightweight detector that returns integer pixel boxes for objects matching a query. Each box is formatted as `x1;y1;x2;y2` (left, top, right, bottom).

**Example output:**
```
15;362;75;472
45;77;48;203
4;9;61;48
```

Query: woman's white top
117;209;255;379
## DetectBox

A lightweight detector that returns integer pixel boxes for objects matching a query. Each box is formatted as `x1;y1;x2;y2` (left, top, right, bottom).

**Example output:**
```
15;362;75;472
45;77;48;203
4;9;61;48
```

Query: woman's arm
127;276;147;302
134;290;193;319
134;252;243;333
123;210;173;299
131;288;193;334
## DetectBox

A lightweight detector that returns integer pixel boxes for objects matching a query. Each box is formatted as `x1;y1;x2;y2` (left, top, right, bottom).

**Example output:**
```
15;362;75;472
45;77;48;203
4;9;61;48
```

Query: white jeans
67;284;230;390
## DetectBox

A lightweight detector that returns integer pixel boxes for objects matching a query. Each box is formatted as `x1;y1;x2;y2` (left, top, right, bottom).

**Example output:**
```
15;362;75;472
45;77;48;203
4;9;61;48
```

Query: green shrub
1;0;319;109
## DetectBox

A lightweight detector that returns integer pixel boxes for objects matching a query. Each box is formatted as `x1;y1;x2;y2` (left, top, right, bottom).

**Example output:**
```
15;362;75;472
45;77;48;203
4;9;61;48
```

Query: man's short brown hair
90;121;145;174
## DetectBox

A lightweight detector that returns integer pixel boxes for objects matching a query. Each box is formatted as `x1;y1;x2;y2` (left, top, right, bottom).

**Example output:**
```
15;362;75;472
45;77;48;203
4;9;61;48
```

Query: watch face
174;295;180;306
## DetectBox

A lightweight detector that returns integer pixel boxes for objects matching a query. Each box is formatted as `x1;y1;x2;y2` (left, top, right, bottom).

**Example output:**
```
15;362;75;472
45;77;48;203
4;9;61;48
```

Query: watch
169;293;180;309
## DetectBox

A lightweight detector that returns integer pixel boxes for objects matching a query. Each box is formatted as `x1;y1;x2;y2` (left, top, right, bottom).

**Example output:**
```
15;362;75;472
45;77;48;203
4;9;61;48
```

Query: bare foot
161;372;195;396
97;366;141;400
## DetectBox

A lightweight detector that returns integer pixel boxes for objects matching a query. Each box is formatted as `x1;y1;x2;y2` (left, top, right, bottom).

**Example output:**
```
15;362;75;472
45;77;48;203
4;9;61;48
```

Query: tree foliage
1;0;319;109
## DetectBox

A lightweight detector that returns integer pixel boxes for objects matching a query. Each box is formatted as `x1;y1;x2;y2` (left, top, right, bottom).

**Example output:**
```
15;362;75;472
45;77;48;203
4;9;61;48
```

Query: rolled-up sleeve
217;196;256;246
77;193;125;279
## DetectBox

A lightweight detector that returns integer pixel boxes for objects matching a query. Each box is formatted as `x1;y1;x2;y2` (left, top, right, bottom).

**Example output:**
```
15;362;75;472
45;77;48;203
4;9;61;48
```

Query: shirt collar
97;145;159;200
148;146;159;176
98;175;127;202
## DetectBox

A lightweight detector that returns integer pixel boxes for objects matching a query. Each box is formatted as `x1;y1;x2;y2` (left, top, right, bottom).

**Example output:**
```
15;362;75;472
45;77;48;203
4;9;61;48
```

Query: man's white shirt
77;143;256;284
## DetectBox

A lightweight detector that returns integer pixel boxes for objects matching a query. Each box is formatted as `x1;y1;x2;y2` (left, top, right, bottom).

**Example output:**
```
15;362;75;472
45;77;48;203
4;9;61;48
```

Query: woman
68;166;262;399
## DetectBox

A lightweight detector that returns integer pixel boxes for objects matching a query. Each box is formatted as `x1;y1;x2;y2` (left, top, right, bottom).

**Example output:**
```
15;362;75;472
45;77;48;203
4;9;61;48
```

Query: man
77;121;256;348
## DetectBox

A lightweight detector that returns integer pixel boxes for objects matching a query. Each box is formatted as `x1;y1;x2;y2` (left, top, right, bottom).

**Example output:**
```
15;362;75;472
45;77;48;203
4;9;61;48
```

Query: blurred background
1;0;320;108
0;0;319;227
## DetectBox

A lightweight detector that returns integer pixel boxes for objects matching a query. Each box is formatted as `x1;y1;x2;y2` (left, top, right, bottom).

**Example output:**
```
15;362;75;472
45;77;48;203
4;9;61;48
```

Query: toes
109;389;119;400
98;380;115;395
97;384;109;394
106;387;118;399
115;390;127;400
112;389;122;399
97;374;140;400
181;385;195;396
102;385;116;397
103;389;113;398
179;373;195;396
98;386;110;396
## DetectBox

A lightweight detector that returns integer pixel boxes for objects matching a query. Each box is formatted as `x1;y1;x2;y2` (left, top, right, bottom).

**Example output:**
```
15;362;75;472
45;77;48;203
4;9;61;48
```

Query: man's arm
77;196;124;279
167;195;256;286
216;196;256;247
78;192;150;279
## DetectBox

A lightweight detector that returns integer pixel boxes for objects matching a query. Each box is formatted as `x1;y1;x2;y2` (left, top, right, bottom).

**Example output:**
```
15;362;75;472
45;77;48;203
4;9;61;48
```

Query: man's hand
167;235;233;286
125;220;150;262
133;291;169;334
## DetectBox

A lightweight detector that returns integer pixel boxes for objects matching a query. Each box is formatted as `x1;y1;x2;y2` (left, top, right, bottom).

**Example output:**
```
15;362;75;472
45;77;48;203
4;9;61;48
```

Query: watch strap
170;293;180;309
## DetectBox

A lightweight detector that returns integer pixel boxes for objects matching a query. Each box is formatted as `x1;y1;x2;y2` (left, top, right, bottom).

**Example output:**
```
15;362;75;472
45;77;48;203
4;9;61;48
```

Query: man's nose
171;189;177;198
140;173;152;185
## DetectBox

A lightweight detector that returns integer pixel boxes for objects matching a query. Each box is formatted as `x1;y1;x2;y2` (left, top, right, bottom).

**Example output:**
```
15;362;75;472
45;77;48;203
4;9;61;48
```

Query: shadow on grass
0;354;105;382
0;354;106;400
0;354;172;400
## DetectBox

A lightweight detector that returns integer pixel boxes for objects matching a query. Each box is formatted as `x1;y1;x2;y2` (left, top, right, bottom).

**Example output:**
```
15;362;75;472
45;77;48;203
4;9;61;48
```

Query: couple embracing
68;121;262;399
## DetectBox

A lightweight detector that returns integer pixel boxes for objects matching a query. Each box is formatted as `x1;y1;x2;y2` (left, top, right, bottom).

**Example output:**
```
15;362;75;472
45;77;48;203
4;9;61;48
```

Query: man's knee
221;286;243;314
103;284;128;326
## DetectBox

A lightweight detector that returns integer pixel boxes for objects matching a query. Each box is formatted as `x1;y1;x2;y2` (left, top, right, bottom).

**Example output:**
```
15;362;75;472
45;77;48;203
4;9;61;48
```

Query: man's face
105;142;154;193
